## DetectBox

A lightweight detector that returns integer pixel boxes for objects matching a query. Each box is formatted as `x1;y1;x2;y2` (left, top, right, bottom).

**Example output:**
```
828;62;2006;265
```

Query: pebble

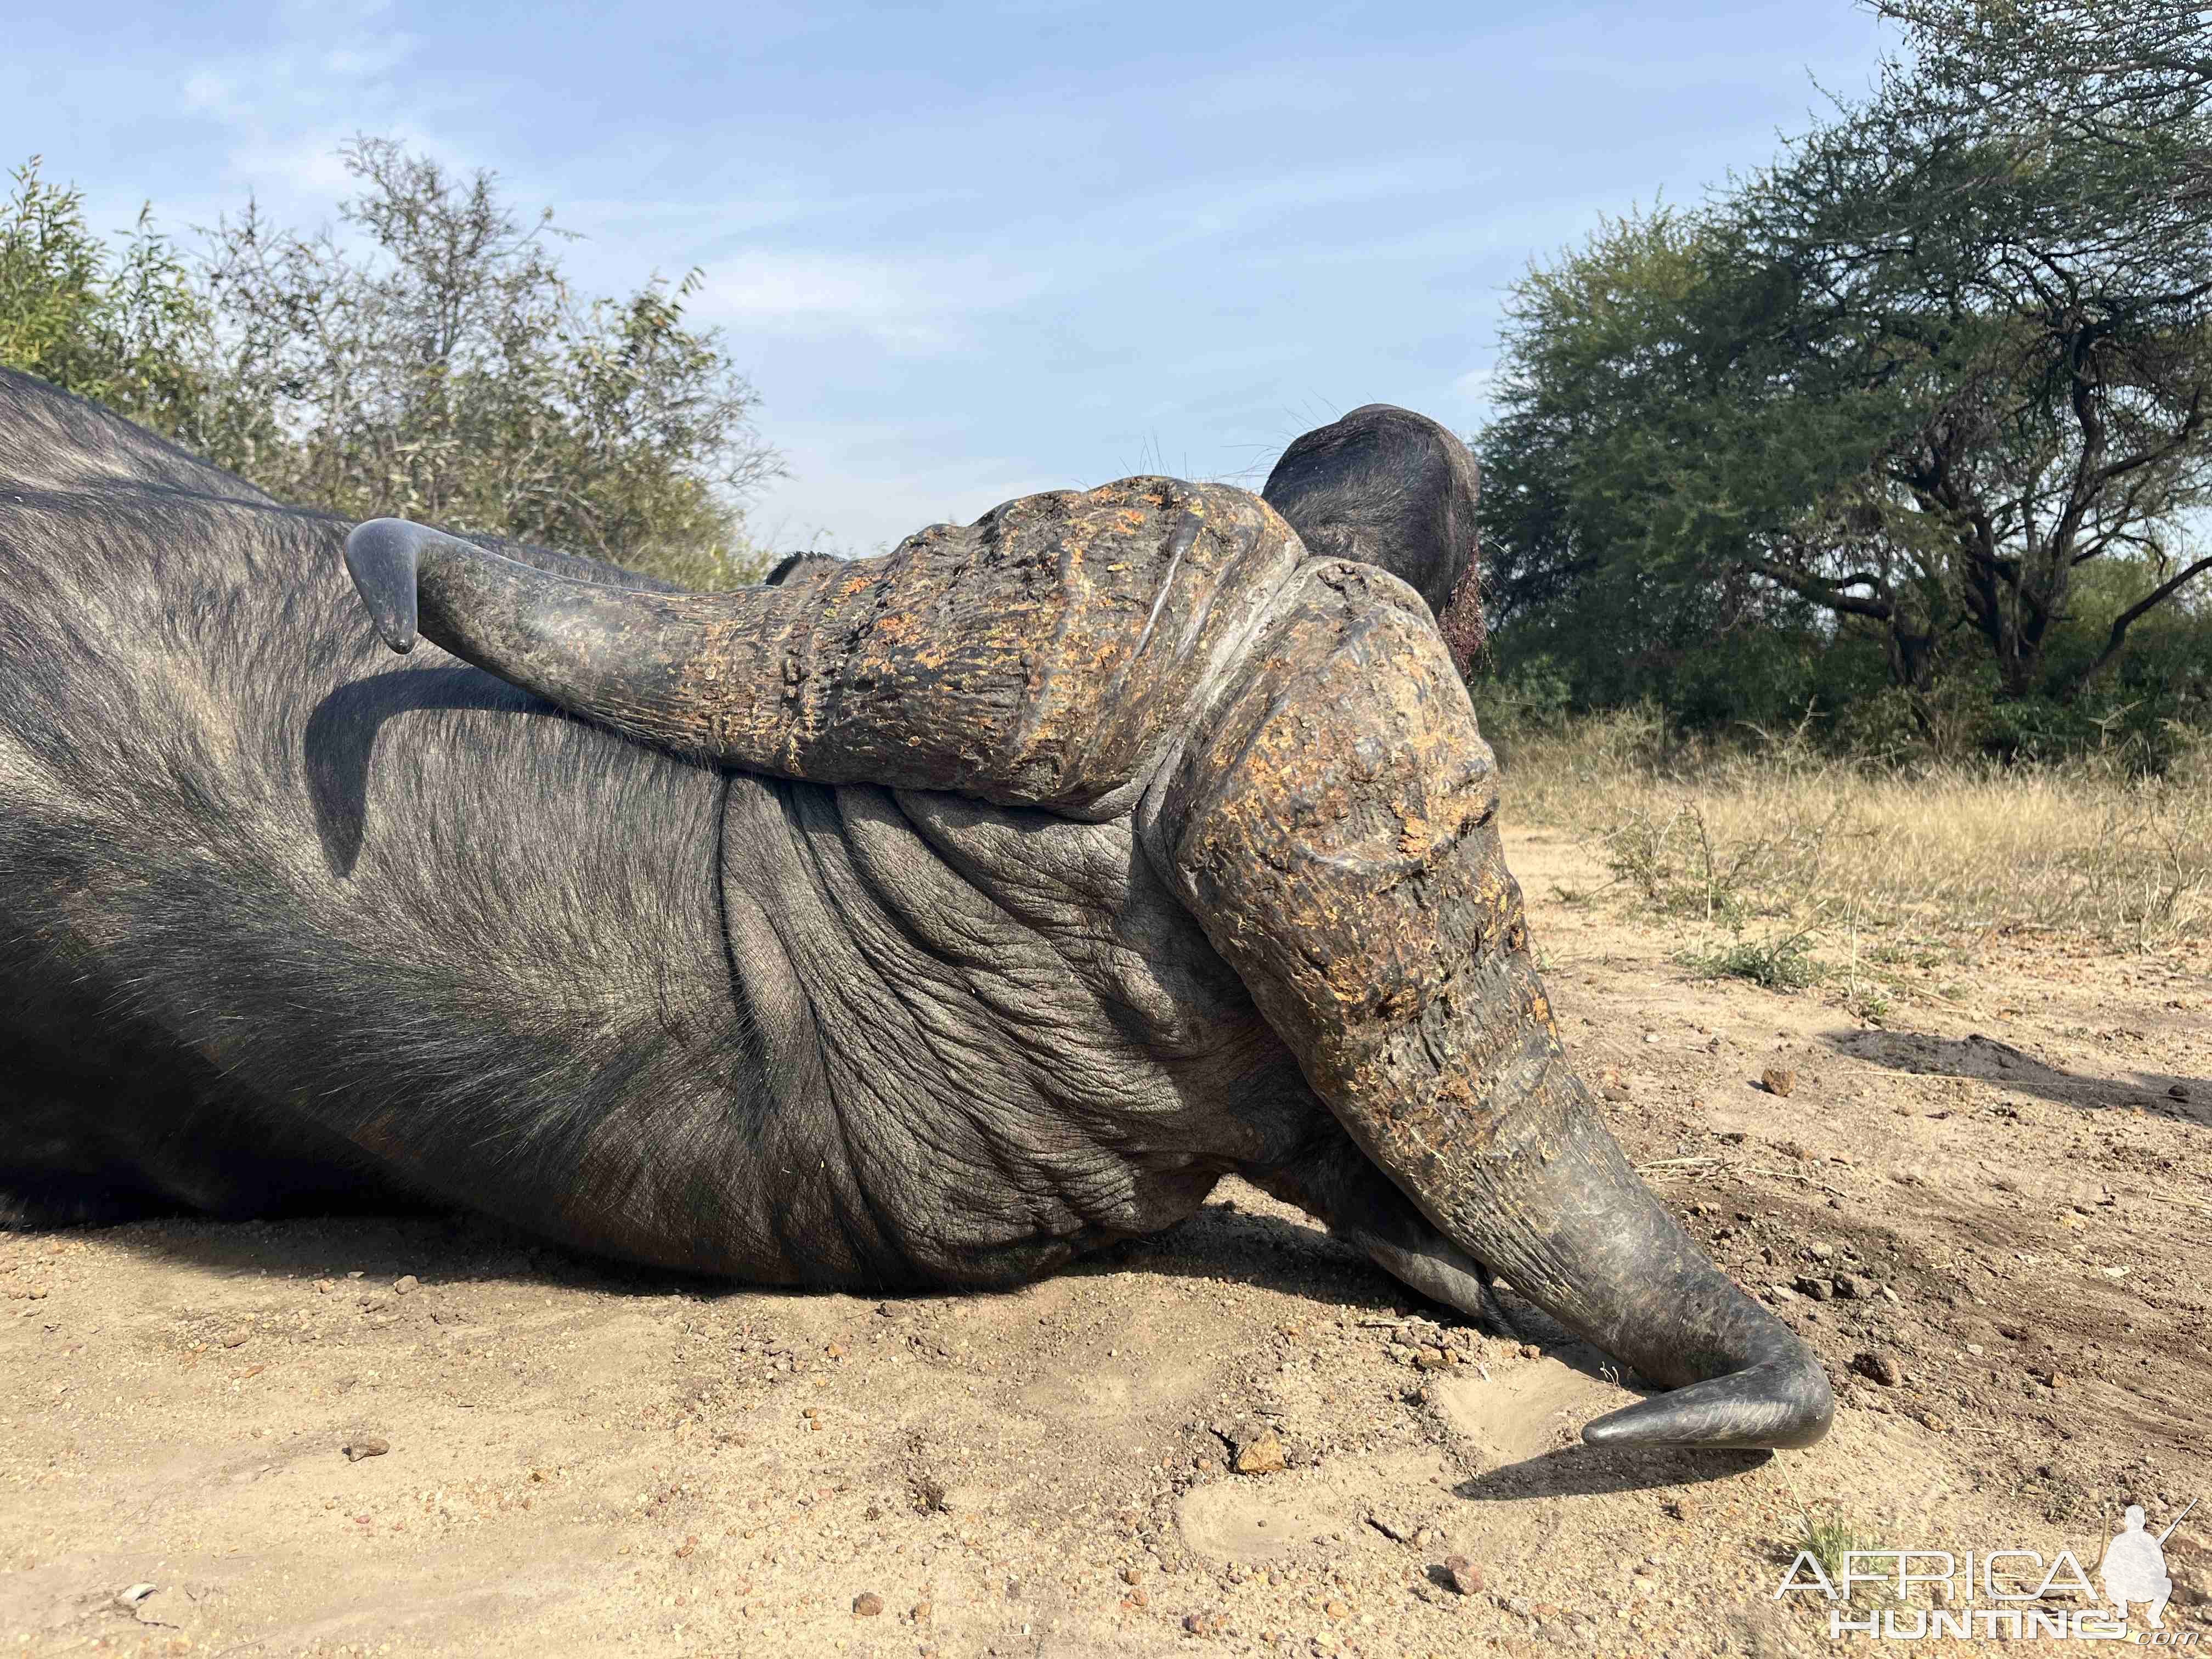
1444;1555;1483;1596
1852;1351;1900;1387
392;1275;419;1296
1226;1424;1286;1475
1760;1067;1797;1098
1184;1610;1226;1635
1833;1273;1867;1299
341;1436;390;1462
853;1592;883;1617
1792;1276;1833;1302
221;1329;250;1348
1120;1567;1143;1585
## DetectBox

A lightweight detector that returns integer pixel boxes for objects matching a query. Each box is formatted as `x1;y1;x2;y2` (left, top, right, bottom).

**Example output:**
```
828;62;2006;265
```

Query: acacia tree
1737;0;2212;699
1480;1;2212;704
194;139;785;589
1477;208;1910;692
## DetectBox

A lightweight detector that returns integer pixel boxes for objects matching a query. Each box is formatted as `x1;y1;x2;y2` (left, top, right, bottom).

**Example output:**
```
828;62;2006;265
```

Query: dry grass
1494;709;2212;970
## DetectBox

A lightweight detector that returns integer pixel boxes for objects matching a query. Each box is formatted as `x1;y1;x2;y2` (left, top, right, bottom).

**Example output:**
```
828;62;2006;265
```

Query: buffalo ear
1262;404;1482;643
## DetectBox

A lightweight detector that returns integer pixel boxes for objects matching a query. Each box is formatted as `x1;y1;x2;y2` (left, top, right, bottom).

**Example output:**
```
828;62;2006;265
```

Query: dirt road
4;828;2208;1657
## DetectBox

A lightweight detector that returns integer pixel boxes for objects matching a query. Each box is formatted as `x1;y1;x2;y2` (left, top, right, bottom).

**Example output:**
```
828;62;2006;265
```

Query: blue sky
7;0;1897;554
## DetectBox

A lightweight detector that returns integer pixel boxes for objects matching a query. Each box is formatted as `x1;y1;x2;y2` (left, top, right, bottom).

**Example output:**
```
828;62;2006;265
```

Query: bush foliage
1;144;781;590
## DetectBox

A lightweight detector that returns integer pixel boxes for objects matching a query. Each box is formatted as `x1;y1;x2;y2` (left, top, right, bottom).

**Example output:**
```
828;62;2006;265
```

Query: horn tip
344;518;425;656
1579;1361;1836;1452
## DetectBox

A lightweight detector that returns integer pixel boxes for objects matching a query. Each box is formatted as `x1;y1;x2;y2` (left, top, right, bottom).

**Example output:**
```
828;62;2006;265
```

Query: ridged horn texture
343;480;1304;821
1139;557;1833;1451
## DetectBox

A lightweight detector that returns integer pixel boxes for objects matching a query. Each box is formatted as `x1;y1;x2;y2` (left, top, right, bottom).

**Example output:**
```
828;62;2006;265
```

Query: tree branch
2071;554;2212;693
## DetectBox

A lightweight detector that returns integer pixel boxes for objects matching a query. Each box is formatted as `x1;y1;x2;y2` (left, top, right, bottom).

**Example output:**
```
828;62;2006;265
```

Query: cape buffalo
0;368;1831;1451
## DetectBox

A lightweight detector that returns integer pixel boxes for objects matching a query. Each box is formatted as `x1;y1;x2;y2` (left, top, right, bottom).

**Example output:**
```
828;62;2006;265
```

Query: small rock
1413;1527;1442;1548
1833;1274;1867;1299
1120;1566;1143;1585
1793;1276;1833;1302
876;1301;897;1317
1322;1600;1350;1621
392;1275;419;1296
825;1341;846;1358
675;1536;697;1559
1851;1351;1900;1387
1805;1242;1835;1261
115;1583;157;1609
1599;1068;1632;1102
1516;1342;1541;1360
911;1599;934;1622
341;1436;390;1462
1183;1610;1226;1635
1760;1068;1796;1098
1506;1595;1535;1617
1226;1424;1286;1475
1444;1555;1483;1596
221;1328;250;1348
1662;1497;1701;1522
1413;1347;1449;1370
853;1592;884;1617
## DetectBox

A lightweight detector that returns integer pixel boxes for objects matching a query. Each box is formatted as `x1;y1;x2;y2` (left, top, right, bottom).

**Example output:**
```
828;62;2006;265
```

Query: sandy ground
4;826;2209;1658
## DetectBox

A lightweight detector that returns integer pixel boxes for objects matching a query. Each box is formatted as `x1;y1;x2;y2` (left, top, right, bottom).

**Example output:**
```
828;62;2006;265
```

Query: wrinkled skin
0;371;1831;1451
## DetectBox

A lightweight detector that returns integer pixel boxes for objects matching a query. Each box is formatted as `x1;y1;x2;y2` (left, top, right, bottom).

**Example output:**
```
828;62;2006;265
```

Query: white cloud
162;4;427;204
690;251;1043;352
